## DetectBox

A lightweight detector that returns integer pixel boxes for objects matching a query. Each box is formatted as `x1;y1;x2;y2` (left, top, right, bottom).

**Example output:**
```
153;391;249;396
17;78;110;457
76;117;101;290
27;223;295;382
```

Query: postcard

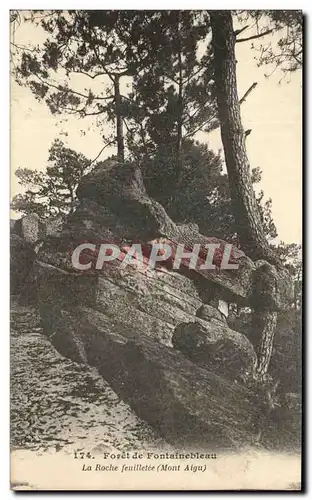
10;9;302;491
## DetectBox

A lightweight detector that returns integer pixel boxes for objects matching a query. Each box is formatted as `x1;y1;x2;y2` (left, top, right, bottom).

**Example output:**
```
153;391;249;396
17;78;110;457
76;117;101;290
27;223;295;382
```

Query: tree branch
10;42;38;53
183;115;216;139
34;73;114;105
82;109;107;116
182;100;213;127
239;82;258;104
234;25;249;37
70;70;108;80
89;140;115;166
184;81;258;139
236;29;274;43
292;49;303;65
182;62;205;86
34;72;113;102
90;43;115;83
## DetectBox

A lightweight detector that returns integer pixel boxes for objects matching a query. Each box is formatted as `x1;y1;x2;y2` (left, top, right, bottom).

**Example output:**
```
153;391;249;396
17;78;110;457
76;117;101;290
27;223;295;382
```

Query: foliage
141;141;277;242
236;10;303;78
273;242;302;310
11;139;90;218
121;12;217;157
11;9;298;239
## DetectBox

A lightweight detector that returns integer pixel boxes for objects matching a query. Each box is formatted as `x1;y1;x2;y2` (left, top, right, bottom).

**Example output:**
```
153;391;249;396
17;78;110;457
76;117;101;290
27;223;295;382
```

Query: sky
10;13;302;244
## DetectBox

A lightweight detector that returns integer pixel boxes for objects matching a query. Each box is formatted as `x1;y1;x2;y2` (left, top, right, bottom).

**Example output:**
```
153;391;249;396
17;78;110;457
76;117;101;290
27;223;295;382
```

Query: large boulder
172;315;257;380
34;197;258;447
75;161;258;304
36;252;205;348
35;298;259;449
12;214;45;245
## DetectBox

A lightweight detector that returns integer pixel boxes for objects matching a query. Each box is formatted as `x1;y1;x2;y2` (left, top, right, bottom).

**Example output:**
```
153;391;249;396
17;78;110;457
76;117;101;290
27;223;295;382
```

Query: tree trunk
114;75;124;162
210;11;280;379
251;310;278;378
176;12;183;186
209;11;277;265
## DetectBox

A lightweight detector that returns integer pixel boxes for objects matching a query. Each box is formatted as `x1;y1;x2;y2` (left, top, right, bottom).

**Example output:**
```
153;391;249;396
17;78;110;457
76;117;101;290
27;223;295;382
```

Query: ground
10;301;169;456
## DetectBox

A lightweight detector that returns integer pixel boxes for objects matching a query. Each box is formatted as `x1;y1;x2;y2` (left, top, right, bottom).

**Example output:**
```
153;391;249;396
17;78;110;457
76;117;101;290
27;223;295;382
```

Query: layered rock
28;159;295;449
172;311;257;379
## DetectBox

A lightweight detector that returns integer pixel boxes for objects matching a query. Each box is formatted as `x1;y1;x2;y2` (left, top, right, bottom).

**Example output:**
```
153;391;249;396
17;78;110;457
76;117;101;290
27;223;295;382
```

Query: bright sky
10;14;302;244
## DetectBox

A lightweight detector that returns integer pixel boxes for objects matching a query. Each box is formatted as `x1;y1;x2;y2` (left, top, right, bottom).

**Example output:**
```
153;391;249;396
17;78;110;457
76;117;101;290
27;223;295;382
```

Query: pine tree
11;139;90;217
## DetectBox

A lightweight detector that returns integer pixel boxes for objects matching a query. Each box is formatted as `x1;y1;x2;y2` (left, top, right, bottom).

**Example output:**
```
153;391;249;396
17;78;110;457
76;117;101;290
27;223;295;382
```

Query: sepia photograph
10;9;302;491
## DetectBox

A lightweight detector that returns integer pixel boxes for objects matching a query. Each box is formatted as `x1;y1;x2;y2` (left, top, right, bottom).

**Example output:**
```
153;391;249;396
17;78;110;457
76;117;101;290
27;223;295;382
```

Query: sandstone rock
250;262;294;312
34;159;294;450
196;304;226;323
172;317;257;378
36;297;258;449
76;160;177;240
17;267;38;305
13;214;45;245
75;159;258;304
11;234;36;294
218;299;229;318
36;254;204;347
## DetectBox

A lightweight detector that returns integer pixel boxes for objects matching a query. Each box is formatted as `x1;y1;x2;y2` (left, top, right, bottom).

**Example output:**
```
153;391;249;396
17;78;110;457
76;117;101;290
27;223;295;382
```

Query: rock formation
12;213;45;245
11;159;297;450
10;234;36;294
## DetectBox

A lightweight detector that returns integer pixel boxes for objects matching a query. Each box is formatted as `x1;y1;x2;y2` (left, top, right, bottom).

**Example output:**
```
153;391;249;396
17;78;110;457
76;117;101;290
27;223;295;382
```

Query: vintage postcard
10;9;302;491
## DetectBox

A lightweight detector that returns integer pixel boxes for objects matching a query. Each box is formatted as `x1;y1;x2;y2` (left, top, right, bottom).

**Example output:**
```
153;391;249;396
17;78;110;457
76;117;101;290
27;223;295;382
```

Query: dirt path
11;303;169;456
